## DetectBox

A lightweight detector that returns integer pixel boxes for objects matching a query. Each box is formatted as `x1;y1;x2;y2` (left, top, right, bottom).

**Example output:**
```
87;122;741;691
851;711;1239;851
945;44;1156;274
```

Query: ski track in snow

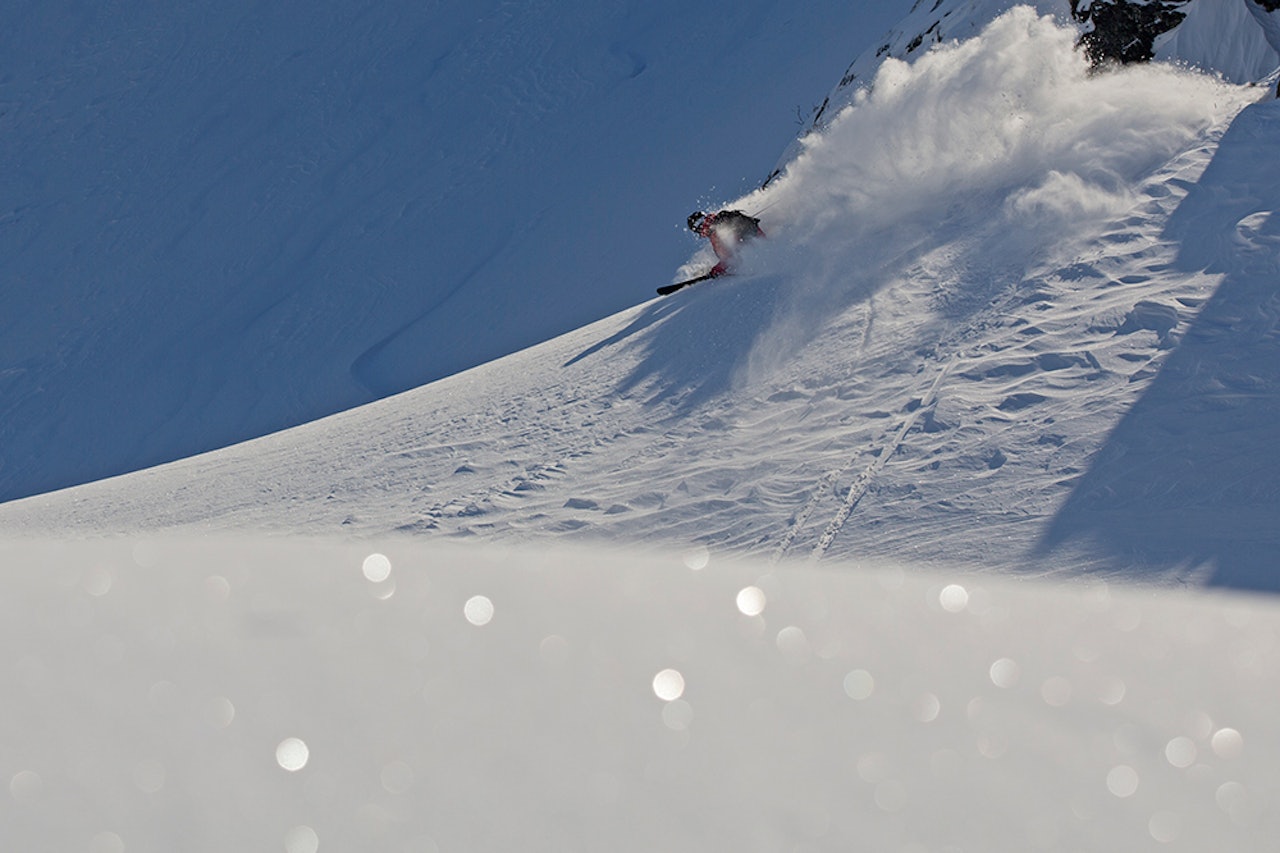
808;354;958;562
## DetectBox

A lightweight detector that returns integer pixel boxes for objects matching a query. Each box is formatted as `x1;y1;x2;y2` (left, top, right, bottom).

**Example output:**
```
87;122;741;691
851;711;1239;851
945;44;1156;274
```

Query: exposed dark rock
1069;0;1194;67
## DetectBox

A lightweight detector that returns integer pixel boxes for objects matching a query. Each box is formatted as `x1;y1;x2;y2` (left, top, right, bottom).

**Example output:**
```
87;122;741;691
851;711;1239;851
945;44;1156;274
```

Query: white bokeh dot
362;553;392;583
662;699;694;731
1041;676;1072;707
285;825;320;853
276;737;310;772
1216;780;1250;823
203;575;231;602
89;831;126;853
1149;810;1180;843
539;634;570;665
206;696;236;730
1211;727;1243;759
370;577;396;600
464;595;494;626
652;668;685;702
1099;677;1127;706
736;586;766;616
1106;765;1139;798
843;669;875;700
83;566;113;597
682;545;710;571
939;584;969;613
1164;736;1197;768
988;657;1020;688
912;693;941;723
775;626;811;661
8;770;41;801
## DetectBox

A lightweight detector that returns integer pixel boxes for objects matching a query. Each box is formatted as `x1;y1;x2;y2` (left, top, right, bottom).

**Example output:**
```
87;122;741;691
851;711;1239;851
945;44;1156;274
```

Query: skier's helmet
687;211;708;232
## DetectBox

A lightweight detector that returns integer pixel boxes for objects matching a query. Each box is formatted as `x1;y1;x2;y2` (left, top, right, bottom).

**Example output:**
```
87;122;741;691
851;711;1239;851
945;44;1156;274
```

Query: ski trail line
808;354;957;562
770;465;844;566
768;301;879;567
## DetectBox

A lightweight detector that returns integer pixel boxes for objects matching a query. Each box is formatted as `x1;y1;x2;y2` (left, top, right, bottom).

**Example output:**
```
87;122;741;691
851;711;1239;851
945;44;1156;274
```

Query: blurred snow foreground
2;536;1277;852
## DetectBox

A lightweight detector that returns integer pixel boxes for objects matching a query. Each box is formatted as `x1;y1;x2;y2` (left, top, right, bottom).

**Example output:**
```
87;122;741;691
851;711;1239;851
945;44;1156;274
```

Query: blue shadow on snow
1037;100;1280;592
565;272;790;412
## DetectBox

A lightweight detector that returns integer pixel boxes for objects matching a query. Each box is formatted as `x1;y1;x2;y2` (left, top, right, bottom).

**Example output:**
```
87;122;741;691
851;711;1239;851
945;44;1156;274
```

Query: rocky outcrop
1069;0;1194;66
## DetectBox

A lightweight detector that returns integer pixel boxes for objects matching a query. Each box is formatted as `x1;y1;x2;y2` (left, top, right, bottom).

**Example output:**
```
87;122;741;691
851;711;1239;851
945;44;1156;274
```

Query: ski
656;272;717;296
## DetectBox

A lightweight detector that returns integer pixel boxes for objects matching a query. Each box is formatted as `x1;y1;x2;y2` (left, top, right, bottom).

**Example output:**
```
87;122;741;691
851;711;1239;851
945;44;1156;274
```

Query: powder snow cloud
726;6;1253;380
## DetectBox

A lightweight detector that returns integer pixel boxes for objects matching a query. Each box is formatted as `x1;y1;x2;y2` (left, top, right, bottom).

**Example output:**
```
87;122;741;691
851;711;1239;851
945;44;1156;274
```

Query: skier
687;209;764;277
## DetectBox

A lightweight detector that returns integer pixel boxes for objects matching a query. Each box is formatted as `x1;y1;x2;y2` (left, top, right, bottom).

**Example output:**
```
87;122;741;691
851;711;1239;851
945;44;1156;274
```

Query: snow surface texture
2;537;1277;852
4;10;1276;592
0;0;913;503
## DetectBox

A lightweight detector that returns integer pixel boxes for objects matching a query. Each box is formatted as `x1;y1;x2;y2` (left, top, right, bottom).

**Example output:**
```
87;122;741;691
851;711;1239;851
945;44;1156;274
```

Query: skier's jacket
696;210;764;276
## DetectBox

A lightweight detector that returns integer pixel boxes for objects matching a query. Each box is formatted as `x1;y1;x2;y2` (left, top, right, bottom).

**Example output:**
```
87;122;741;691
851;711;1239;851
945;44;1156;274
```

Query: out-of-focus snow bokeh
2;537;1276;852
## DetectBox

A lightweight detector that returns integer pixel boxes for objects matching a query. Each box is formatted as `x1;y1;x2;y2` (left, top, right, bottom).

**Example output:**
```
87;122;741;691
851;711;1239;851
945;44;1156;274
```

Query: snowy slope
4;9;1276;592
0;0;913;503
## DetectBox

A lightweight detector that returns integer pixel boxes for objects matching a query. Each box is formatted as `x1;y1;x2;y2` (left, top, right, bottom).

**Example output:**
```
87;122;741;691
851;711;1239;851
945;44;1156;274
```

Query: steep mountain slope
4;9;1275;591
0;0;912;503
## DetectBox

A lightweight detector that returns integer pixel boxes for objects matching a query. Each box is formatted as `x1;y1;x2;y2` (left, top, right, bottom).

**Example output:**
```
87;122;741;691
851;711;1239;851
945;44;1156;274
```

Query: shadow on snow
1038;101;1280;593
565;272;792;412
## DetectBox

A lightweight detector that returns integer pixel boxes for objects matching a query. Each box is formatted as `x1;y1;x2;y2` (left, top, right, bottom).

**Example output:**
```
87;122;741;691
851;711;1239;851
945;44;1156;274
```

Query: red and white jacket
696;210;764;276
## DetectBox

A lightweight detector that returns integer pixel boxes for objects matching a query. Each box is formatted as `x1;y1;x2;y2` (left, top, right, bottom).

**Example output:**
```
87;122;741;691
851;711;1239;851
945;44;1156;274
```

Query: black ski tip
657;272;716;296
